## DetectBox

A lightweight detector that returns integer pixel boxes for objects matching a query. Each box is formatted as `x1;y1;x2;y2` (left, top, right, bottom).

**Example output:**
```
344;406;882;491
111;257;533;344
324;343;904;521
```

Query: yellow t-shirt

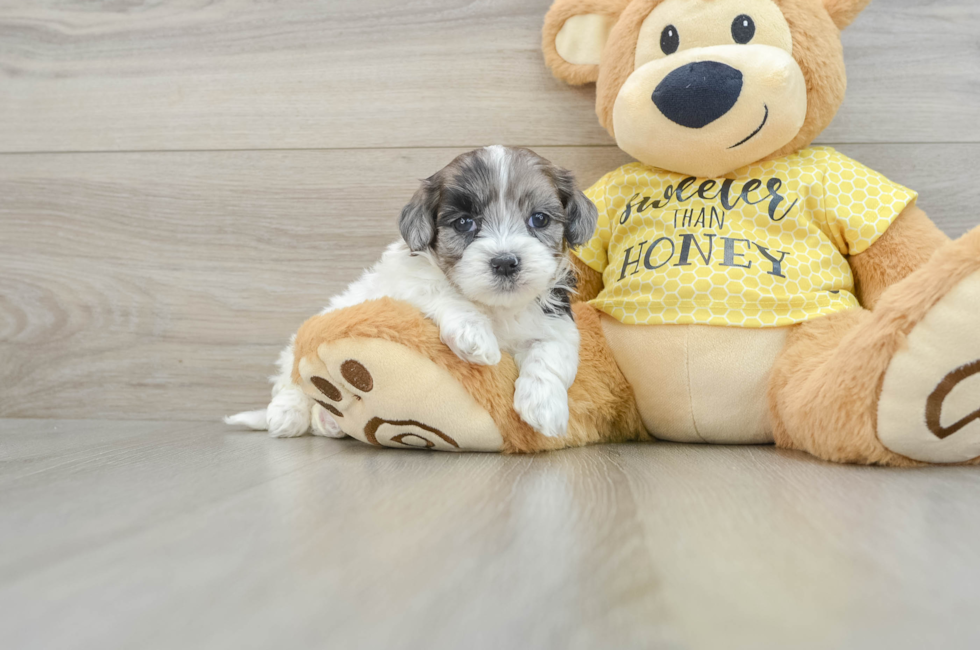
575;147;917;327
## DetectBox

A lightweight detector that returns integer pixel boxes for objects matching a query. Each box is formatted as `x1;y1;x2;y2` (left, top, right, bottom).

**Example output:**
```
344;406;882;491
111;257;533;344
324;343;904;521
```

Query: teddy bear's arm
848;204;950;310
569;253;604;303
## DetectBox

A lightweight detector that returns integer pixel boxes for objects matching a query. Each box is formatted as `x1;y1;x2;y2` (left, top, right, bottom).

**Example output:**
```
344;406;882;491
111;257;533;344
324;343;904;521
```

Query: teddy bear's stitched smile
729;103;769;149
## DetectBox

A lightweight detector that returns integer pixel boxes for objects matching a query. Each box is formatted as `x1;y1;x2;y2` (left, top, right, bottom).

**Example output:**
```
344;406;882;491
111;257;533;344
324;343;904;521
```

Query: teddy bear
286;0;980;466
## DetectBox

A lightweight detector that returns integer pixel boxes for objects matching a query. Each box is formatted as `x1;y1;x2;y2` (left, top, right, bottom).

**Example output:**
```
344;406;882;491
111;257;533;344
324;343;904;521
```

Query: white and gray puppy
227;146;598;438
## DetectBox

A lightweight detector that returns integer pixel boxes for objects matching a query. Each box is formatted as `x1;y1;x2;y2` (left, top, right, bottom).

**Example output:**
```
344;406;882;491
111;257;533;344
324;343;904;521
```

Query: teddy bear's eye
731;14;756;44
660;25;679;55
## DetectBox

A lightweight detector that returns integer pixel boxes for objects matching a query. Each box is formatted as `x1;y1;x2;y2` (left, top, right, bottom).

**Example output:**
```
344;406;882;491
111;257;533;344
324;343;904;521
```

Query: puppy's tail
223;409;269;430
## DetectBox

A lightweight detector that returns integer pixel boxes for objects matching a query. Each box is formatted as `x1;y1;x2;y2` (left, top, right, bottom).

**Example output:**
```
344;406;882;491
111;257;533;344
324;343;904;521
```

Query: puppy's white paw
311;402;346;438
267;387;312;438
514;375;569;438
441;316;501;366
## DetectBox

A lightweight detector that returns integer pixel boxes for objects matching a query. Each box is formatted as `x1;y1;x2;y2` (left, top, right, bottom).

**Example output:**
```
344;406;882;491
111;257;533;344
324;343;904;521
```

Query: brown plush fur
849;204;951;309
592;0;660;137
542;0;632;85
570;253;605;302
766;0;848;160
769;226;980;466
822;0;872;29
293;298;648;454
544;0;849;159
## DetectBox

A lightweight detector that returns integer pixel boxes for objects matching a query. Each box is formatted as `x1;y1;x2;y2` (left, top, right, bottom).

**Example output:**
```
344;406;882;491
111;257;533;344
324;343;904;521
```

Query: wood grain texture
1;419;978;650
2;144;978;421
0;146;629;420
0;0;977;153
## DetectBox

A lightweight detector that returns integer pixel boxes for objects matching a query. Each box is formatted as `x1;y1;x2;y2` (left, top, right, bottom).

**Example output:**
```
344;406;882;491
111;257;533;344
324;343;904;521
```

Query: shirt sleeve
820;150;918;256
572;175;613;274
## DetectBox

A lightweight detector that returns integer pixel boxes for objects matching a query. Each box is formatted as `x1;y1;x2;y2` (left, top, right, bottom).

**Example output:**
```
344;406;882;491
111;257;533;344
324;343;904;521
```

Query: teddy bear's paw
513;374;570;438
266;385;313;438
295;337;505;452
439;314;502;366
878;269;980;464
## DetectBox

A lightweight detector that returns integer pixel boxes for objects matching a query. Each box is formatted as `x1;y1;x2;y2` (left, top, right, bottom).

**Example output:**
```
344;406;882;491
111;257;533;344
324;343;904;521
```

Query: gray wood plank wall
2;0;979;420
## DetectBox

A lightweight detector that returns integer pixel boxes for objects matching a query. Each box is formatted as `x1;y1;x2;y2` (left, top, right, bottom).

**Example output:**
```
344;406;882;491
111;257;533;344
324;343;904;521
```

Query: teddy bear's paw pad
296;337;504;452
878;270;980;463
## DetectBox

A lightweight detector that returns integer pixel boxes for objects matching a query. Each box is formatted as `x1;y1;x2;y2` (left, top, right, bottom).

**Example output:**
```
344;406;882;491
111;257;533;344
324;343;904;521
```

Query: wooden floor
2;1;980;647
1;418;979;650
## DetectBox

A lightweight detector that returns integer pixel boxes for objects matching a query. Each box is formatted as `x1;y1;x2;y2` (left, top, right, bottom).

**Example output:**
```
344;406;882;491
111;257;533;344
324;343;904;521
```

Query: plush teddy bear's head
543;0;870;178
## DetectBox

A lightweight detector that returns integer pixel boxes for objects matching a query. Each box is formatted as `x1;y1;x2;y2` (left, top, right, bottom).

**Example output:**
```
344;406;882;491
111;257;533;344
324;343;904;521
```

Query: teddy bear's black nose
652;61;743;129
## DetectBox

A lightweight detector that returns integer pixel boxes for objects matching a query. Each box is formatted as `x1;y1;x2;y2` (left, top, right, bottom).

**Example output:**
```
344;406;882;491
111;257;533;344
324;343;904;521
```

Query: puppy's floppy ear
542;0;630;85
399;175;441;252
822;0;872;29
551;166;598;248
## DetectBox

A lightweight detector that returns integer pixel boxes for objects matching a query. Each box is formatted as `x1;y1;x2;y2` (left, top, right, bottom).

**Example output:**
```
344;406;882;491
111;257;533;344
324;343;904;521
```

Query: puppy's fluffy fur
227;146;598;439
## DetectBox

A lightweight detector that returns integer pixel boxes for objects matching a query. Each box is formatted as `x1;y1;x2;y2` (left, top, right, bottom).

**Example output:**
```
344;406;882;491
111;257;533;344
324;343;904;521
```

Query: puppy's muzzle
490;253;521;278
652;61;744;129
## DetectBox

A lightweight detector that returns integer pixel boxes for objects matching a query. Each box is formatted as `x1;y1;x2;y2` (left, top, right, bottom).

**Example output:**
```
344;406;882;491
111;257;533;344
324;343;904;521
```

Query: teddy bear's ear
823;0;872;29
542;0;631;85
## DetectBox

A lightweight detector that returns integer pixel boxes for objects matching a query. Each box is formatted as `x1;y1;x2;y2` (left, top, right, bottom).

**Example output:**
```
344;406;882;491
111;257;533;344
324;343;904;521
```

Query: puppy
226;146;598;439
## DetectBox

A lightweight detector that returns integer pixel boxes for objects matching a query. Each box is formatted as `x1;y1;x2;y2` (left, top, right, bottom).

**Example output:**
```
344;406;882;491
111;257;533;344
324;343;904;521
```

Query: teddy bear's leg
290;297;647;453
769;227;980;466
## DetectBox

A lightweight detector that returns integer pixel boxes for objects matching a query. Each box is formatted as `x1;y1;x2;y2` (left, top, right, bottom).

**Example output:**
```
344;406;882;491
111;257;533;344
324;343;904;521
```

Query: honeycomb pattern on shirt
575;147;918;328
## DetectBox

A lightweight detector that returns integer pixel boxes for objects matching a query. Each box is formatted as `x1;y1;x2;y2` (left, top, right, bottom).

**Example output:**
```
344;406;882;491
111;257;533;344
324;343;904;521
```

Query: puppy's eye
660;25;679;55
731;15;755;44
452;217;476;233
527;212;551;229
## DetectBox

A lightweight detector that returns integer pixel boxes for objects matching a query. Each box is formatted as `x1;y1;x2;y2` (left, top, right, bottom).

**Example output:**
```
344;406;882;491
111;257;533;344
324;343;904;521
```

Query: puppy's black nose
652;61;743;129
490;253;521;278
